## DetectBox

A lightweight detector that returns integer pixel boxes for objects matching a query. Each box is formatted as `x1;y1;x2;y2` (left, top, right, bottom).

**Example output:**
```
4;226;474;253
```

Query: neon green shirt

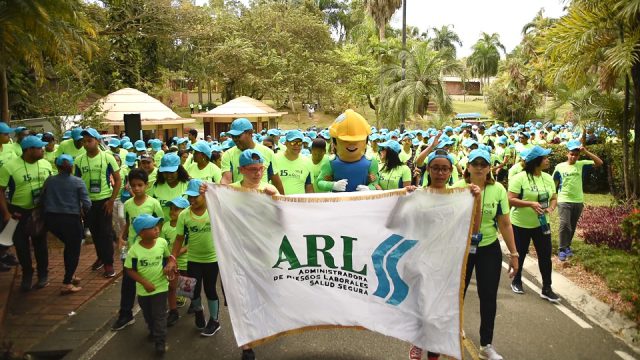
553;160;594;203
124;196;164;244
55;139;86;158
508;171;556;228
74;150;120;201
221;144;277;184
12;142;22;157
125;238;170;296
187;162;222;183
453;180;510;246
399;148;412;164
310;155;330;193
378;164;411;190
0;143;18;167
44;149;58;175
176;207;216;263
0;157;52;209
151;181;189;222
508;162;524;179
161;221;187;271
153;150;165;164
229;181;280;194
273;153;312;195
145;168;157;196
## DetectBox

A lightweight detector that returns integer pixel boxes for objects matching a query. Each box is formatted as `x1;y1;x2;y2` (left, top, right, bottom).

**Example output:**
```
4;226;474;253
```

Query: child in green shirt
125;214;170;355
161;197;190;327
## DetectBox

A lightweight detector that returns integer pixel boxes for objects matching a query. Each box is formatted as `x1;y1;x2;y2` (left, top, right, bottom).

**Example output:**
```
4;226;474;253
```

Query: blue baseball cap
55;154;74;166
307;130;318;139
159;153;180;173
167;197;190;209
108;138;121;148
427;150;455;166
566;139;582;151
0;122;16;134
319;130;330;140
21;135;47;149
184;179;202;197
134;140;146;152
519;132;531;139
444;126;453;133
125;152;138;167
81;128;102;140
524;145;552;163
468;149;491;164
62;130;72;139
219;132;226;138
285;130;304;142
132;214;162;235
239;149;264;167
226;118;253;136
221;139;235;150
176;137;188;145
150;139;162;151
14;126;27;133
192;140;212;159
121;136;131;143
378;140;401;154
122;141;133;150
71;128;84;141
267;129;280;136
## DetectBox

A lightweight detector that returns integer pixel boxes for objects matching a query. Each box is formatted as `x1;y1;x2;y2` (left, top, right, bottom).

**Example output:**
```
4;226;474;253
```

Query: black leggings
463;241;502;346
187;261;219;303
45;213;83;284
512;225;552;288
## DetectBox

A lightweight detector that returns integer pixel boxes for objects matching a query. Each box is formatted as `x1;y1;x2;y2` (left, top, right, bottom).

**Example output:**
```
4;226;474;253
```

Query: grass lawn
549;193;640;322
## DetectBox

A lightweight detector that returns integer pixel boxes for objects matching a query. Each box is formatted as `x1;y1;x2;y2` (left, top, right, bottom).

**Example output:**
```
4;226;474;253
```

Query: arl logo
372;234;417;306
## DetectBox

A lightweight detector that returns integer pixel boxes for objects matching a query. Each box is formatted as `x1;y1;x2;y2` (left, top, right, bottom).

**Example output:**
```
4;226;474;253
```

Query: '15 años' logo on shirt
188;224;211;233
139;255;163;267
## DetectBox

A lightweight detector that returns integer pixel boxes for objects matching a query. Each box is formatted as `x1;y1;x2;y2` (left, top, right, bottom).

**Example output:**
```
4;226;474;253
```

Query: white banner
205;186;474;359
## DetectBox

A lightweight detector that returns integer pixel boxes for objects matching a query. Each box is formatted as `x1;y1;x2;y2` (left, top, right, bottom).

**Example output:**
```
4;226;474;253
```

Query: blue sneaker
566;247;574;257
558;248;568;261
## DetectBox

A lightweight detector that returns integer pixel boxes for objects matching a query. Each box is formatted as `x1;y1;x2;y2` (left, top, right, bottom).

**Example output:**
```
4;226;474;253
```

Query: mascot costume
315;109;379;192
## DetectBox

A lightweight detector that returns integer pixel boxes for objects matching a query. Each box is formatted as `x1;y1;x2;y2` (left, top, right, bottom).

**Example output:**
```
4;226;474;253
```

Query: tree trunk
631;61;640;199
1;67;8;123
197;79;203;104
379;26;385;41
207;79;212;104
288;93;296;113
622;74;631;199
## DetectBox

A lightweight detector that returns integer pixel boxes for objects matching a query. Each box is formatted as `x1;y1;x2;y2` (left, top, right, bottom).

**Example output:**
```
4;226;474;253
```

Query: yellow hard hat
329;109;372;141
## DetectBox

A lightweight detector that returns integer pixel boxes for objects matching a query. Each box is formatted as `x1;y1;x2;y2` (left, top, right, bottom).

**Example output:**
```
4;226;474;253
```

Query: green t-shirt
176;207;216;263
399;148;412;164
151;181;189;221
187;162;222;183
124;196;164;244
55;139;86;158
553;160;594;203
508;171;556;228
508;162;524;179
44;149;58;175
229;181;280;194
310;155;330;193
0;143;18;168
452;180;510;246
153;150;165;165
378;164;411;190
161;221;187;271
220;144;277;184
145;168;157;196
0;157;52;209
273;153;312;195
74;150;120;201
124;238;170;296
12;142;22;157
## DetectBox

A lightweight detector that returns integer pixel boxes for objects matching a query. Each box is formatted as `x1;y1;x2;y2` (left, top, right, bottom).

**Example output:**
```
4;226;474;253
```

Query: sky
194;0;567;58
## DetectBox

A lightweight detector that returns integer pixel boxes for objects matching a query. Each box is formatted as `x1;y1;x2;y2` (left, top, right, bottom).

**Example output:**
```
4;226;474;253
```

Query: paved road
81;256;638;360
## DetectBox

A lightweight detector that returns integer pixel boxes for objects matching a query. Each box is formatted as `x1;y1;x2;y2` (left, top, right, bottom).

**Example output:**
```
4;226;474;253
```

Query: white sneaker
479;344;503;360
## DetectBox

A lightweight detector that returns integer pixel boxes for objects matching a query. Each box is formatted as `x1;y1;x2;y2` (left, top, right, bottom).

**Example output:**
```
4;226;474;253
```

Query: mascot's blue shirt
331;156;371;192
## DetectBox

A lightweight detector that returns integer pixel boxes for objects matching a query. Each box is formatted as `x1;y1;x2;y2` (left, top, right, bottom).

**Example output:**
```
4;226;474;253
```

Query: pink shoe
409;345;423;360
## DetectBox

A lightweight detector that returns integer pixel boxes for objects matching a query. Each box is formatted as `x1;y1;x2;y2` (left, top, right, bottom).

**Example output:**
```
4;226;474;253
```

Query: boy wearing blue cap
55;127;86;159
125;214;170;355
552;140;602;261
0;135;53;290
231;150;280;195
187;141;222;183
0;122;18;168
11;126;29;156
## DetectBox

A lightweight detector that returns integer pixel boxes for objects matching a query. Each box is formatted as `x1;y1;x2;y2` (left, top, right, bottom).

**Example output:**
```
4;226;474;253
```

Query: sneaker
540;287;560;303
103;264;115;278
20;275;32;292
200;318;221;337
187;303;196;314
111;315;135;331
241;349;256;360
409;345;423;360
176;296;187;308
154;341;166;355
558;248;568;261
510;281;524;294
194;310;206;330
0;253;18;266
91;259;104;271
34;275;49;289
566;247;574;257
479;344;503;360
167;309;179;327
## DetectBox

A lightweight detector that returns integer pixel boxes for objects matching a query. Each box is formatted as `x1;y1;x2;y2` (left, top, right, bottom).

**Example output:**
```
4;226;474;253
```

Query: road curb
499;240;640;354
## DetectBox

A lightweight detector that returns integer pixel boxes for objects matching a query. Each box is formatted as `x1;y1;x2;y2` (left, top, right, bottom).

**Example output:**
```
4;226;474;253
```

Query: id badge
538;192;549;209
90;179;101;194
31;188;42;206
470;233;483;254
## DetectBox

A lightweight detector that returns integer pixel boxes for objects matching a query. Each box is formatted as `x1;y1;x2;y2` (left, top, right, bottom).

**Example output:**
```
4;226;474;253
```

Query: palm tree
467;41;500;96
431;25;462;58
0;0;96;122
380;42;462;127
364;0;402;41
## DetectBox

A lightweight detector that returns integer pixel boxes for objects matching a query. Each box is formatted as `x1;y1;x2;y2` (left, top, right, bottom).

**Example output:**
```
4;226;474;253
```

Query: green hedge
546;143;629;197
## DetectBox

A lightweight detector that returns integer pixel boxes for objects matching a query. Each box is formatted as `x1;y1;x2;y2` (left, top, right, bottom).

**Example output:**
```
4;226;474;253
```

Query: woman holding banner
454;149;519;360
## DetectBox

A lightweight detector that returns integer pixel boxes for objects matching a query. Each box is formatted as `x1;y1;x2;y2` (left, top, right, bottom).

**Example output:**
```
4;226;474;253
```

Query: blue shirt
331;156;372;192
42;173;92;215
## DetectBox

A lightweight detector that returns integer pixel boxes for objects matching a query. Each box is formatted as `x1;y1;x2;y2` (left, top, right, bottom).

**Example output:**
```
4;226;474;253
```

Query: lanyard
23;159;41;193
85;152;104;184
526;173;548;196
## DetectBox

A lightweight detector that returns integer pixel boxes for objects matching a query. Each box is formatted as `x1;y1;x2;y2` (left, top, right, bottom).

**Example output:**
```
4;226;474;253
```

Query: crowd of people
0;116;607;359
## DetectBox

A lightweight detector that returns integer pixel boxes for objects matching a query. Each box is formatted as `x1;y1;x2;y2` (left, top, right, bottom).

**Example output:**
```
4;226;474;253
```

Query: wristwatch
509;252;519;258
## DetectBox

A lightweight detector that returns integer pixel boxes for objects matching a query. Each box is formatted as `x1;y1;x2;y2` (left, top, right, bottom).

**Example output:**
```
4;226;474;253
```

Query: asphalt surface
81;256;638;360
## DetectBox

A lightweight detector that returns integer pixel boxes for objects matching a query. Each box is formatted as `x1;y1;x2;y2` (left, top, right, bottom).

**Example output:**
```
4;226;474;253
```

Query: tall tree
364;0;402;41
467;37;502;96
431;25;462;58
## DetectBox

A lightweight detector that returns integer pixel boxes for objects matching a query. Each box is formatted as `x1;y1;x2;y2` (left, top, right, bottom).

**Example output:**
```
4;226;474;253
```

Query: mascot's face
336;138;366;163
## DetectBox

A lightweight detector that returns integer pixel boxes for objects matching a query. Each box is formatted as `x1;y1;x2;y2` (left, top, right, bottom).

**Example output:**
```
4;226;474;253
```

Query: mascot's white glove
356;185;370;191
332;179;348;192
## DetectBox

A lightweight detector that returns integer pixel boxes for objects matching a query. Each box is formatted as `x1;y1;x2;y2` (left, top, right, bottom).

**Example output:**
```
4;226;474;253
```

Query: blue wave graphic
371;234;404;298
384;239;417;305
